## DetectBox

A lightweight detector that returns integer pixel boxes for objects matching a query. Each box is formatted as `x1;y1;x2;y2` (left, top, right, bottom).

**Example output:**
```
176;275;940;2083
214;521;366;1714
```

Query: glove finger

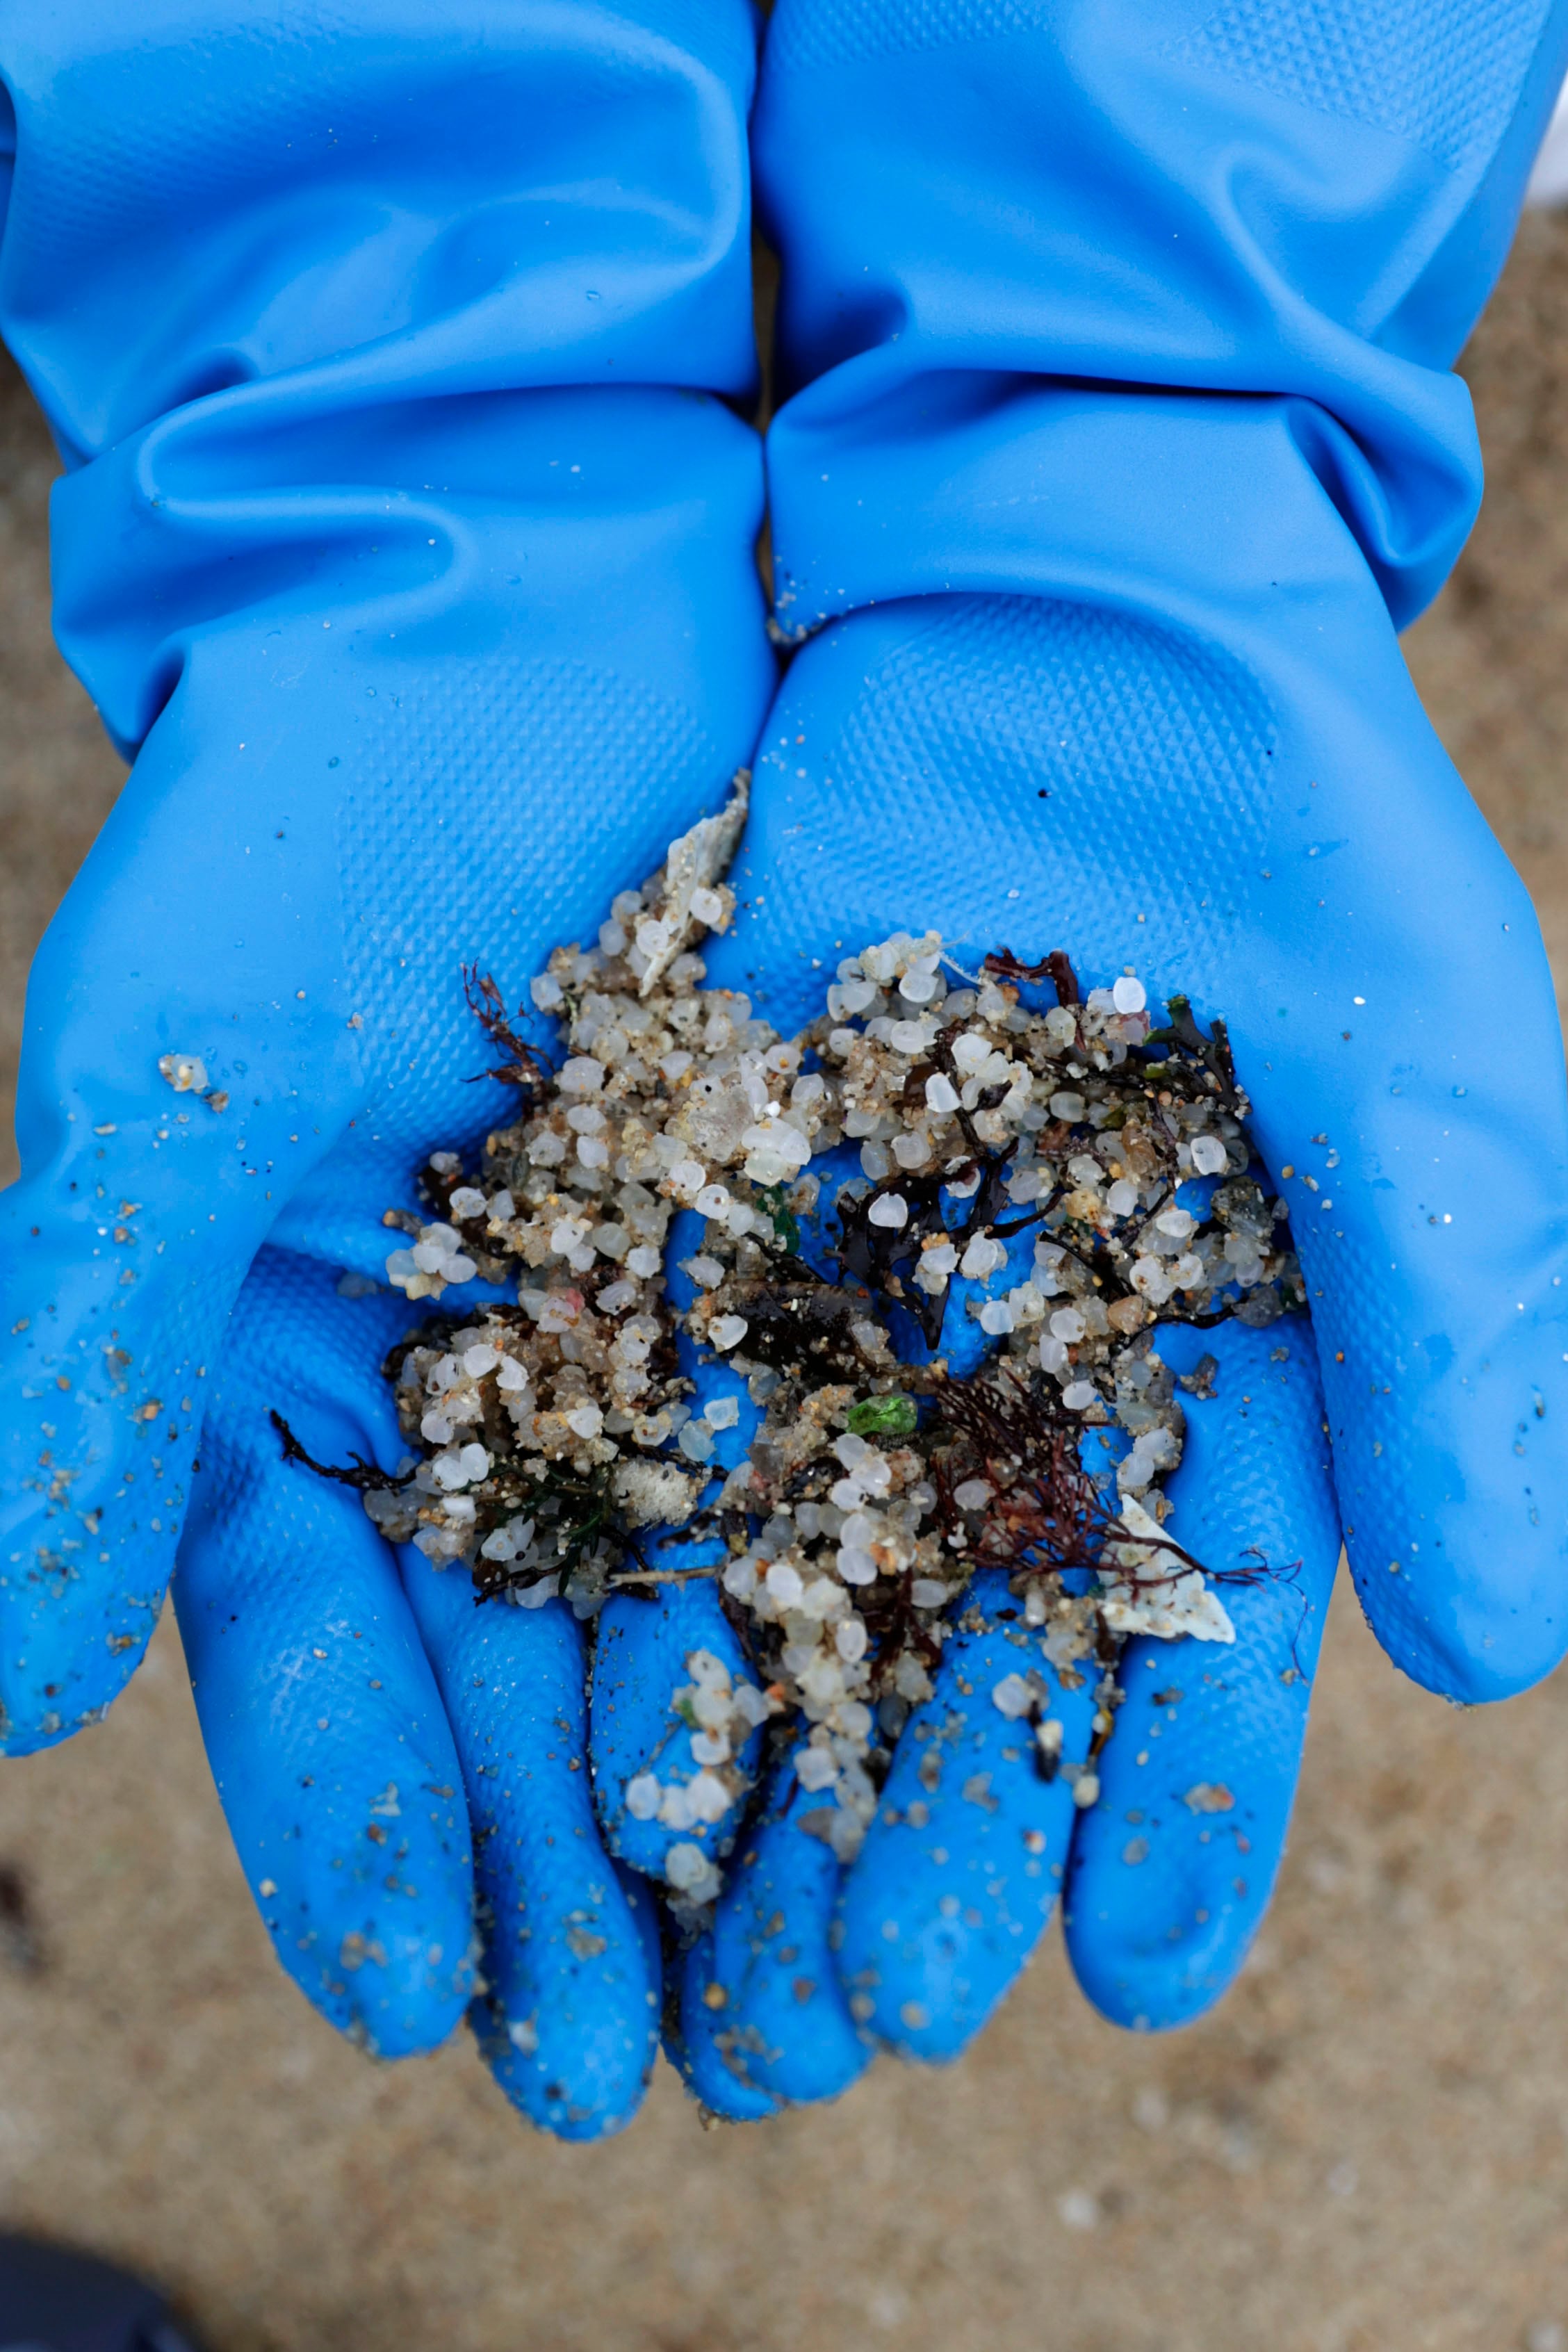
1252;895;1568;1703
589;1558;765;1889
673;1736;871;2110
174;1248;475;2057
662;1941;781;2122
1063;1317;1340;2029
587;1205;769;1888
834;1568;1098;2061
399;1553;662;2141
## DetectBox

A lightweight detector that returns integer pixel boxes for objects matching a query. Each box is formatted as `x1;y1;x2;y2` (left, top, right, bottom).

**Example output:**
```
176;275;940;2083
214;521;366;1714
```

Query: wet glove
603;0;1568;2105
0;0;775;2132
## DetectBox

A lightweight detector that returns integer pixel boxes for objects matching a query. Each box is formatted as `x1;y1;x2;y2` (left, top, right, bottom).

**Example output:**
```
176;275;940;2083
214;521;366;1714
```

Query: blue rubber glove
0;1;775;2130
632;0;1568;2108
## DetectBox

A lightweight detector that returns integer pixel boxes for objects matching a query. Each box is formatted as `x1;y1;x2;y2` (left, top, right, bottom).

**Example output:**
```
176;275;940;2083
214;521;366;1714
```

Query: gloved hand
0;0;776;2131
598;0;1568;2107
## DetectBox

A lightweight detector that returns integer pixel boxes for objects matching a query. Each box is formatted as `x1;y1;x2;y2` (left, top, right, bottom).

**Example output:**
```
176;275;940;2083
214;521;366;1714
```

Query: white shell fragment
1098;1499;1236;1644
637;772;748;997
158;1052;208;1093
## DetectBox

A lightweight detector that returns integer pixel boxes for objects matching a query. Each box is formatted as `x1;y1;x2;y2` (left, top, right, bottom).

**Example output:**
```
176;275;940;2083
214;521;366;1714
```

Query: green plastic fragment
846;1395;918;1439
757;1181;801;1254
